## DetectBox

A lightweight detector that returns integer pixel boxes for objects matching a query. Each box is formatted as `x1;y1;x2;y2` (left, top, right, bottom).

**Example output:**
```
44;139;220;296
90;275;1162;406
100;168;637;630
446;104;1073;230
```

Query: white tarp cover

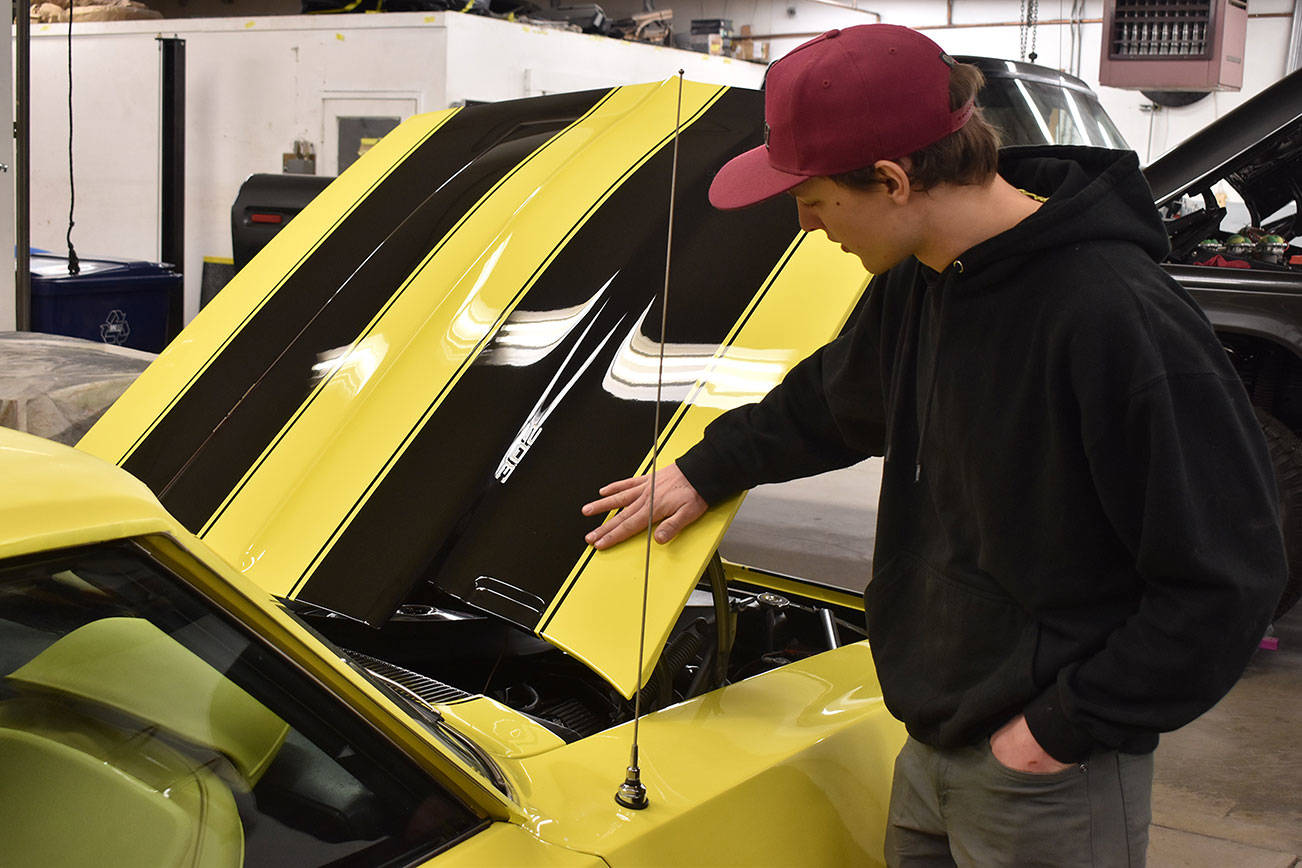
0;332;154;444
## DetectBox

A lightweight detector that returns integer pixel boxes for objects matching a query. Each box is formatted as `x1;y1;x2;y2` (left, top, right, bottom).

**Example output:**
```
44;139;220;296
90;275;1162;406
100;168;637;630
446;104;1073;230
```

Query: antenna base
615;772;649;810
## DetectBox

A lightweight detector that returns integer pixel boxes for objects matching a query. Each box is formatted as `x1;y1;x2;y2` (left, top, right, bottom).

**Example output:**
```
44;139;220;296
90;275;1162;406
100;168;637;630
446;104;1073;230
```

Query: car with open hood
1143;66;1302;618
3;80;904;867
6;60;1296;865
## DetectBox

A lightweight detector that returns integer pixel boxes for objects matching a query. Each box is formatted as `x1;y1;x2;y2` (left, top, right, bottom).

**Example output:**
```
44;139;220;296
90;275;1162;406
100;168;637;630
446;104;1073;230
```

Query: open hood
1145;67;1302;225
79;80;869;699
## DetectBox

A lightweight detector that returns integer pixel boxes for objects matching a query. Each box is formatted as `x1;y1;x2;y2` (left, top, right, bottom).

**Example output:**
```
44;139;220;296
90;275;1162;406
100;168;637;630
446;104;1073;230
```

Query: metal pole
158;36;185;343
15;0;31;330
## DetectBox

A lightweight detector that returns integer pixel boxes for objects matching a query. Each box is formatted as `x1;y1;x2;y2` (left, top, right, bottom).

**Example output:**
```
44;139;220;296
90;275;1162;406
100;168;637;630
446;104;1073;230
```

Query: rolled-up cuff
675;441;742;506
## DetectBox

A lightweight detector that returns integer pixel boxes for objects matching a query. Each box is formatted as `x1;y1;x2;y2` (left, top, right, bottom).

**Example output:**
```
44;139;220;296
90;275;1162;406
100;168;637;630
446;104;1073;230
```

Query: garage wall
25;2;1295;329
30;32;163;271
602;0;1296;161
443;13;762;103
26;13;763;324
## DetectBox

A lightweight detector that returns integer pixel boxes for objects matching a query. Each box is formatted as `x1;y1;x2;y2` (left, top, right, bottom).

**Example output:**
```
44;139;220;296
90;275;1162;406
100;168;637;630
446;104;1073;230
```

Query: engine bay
295;565;867;743
1163;187;1301;271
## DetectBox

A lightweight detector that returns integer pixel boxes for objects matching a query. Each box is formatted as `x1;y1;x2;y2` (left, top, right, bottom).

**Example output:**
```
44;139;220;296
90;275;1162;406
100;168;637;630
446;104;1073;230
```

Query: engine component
819;608;840;650
1259;234;1288;264
1195;237;1224;258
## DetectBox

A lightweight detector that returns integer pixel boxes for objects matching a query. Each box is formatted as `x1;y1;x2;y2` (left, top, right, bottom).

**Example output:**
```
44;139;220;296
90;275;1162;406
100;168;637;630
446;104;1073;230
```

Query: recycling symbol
100;309;131;345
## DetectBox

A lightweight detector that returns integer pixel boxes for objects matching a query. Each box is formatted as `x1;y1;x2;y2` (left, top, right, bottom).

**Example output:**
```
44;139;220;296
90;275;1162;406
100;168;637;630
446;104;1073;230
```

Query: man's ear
874;160;913;202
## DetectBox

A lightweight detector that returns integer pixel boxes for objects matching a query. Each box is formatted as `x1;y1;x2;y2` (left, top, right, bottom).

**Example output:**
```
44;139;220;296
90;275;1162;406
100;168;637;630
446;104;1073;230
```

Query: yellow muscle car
1;79;904;866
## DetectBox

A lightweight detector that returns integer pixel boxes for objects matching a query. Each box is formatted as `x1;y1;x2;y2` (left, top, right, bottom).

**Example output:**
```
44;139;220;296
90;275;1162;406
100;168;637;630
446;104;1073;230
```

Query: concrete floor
721;458;1302;868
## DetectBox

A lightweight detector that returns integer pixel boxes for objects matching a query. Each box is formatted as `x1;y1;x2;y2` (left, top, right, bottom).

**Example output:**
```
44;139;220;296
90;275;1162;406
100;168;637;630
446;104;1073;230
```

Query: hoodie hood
951;146;1172;288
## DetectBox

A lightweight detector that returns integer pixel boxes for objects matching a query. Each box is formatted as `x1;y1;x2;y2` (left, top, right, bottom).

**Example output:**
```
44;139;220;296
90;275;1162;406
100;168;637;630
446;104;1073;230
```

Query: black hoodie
677;146;1287;761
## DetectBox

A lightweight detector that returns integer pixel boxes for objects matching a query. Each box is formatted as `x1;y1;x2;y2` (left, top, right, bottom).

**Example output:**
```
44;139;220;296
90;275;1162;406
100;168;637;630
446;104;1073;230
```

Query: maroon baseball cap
709;24;975;210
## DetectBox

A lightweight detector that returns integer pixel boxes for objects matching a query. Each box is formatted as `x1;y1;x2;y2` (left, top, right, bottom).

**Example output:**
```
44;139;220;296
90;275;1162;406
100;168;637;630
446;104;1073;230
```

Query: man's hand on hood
582;462;707;550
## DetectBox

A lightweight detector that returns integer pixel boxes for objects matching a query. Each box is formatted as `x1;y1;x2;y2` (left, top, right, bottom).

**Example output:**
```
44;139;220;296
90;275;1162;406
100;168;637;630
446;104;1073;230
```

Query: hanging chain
1028;0;1038;62
1019;0;1039;62
1019;0;1027;60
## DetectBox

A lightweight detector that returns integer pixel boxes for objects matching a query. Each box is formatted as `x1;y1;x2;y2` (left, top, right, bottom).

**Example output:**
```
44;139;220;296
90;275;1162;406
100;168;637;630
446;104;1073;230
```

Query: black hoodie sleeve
676;285;888;504
1023;277;1288;761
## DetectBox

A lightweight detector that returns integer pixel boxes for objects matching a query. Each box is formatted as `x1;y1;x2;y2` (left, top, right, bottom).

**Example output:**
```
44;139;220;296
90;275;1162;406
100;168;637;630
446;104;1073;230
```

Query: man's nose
796;206;823;234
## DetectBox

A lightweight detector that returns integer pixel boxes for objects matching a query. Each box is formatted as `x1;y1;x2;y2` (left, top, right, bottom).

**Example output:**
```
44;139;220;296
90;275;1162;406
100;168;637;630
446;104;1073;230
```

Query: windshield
0;540;484;866
979;76;1129;149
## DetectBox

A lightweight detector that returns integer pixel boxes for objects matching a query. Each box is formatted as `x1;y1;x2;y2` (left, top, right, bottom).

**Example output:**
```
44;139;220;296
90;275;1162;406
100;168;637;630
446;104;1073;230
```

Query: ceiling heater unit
1099;0;1247;91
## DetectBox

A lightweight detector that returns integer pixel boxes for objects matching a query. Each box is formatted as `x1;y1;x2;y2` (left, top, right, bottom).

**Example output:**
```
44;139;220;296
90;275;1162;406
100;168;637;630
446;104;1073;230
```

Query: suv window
0;541;485;867
979;76;1129;149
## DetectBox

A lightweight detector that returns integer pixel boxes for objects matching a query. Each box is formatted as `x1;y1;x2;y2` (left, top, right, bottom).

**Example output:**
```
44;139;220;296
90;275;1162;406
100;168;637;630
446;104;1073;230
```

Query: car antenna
615;69;685;812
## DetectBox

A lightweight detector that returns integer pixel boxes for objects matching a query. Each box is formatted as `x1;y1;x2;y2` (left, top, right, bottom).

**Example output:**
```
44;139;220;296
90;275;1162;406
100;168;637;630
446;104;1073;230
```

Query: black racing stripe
120;89;612;531
284;88;727;605
113;130;432;468
294;88;804;628
279;86;729;601
194;93;621;536
534;233;807;633
632;234;806;472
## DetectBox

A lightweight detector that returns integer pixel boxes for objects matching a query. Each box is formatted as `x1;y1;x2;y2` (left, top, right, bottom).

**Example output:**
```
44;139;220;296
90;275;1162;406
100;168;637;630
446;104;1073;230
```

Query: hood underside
79;80;869;698
1145;66;1302;225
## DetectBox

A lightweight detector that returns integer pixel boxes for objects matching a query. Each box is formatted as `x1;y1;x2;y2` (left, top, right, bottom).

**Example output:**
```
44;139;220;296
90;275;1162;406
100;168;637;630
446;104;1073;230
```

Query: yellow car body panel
419;824;606;867
8;616;289;784
0;427;173;559
508;644;904;867
438;696;568;759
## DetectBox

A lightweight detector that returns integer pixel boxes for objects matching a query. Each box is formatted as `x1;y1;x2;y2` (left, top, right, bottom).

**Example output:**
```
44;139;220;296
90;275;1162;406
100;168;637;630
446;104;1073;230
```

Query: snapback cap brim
708;144;811;210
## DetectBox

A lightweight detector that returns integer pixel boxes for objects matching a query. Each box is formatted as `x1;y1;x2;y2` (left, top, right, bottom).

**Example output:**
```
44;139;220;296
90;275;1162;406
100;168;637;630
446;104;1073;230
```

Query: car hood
79;80;869;699
1144;66;1302;223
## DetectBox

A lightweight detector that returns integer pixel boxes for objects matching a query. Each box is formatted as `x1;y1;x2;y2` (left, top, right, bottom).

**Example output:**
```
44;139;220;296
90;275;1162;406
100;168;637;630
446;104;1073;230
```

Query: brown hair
831;62;1001;192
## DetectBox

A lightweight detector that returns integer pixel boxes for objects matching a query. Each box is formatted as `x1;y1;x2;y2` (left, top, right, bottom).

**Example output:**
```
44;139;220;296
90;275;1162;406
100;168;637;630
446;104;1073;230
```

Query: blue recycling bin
30;253;180;353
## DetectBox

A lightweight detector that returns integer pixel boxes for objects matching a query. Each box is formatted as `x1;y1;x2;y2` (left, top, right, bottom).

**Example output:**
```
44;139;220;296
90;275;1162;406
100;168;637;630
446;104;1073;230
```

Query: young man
582;24;1287;866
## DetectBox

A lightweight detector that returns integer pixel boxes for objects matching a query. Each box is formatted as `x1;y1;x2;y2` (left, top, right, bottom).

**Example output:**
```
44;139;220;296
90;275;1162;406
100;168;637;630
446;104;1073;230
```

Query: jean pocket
983;738;1084;785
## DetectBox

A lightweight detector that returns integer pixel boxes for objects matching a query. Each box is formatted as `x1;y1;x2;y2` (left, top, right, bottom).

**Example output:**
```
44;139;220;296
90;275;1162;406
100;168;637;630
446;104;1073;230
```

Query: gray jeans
885;736;1154;867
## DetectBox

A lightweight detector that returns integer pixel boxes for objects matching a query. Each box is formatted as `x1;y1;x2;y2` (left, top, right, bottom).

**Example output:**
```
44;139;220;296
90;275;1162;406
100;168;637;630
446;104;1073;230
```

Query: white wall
24;1;1295;327
30;32;161;269
26;13;763;324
